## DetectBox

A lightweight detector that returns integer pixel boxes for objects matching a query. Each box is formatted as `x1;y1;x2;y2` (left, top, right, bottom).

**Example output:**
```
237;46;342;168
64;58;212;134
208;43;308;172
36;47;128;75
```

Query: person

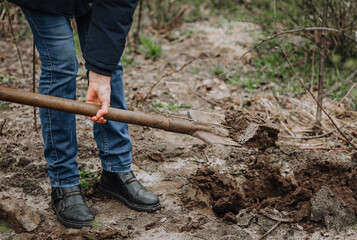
9;0;161;229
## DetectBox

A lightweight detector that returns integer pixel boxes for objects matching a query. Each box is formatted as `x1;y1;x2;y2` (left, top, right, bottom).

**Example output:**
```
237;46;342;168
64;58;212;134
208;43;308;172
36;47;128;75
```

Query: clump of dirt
185;148;357;225
182;167;245;223
225;111;279;149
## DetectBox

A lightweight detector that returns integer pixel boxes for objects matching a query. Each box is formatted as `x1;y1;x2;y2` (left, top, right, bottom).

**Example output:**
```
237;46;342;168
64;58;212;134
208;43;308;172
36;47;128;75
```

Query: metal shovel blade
187;110;241;146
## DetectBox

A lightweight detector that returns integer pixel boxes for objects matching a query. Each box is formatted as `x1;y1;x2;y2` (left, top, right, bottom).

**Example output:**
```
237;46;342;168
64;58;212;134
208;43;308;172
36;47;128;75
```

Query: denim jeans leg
76;13;133;172
93;62;133;172
22;8;80;187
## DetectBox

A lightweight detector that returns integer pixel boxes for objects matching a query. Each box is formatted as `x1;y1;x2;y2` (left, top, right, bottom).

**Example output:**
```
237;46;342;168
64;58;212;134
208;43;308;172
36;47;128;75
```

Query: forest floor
1;16;357;240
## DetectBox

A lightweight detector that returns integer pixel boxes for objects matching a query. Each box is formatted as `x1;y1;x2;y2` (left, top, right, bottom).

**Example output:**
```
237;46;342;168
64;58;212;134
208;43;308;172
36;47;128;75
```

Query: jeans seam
24;9;60;182
98;124;110;169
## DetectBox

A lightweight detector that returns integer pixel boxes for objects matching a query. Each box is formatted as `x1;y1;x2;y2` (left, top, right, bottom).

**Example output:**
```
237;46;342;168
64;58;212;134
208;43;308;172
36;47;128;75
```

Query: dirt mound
225;111;279;149
185;148;357;225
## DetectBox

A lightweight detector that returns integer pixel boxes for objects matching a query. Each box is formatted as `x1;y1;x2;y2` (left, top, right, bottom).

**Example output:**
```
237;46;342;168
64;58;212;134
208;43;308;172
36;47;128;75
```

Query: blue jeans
22;8;133;187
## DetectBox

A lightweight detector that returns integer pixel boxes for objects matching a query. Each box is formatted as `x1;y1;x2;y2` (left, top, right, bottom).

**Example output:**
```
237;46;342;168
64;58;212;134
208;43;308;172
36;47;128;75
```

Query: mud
225;111;279;149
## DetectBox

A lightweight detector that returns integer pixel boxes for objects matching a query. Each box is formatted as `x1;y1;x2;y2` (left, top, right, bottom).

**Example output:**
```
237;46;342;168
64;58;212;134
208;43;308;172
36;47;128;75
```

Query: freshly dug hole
184;148;357;227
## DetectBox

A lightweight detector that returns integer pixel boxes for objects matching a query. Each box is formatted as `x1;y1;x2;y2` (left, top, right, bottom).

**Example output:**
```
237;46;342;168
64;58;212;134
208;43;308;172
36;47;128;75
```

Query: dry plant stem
4;0;25;77
195;91;221;106
316;1;328;127
0;118;6;135
32;39;37;130
259;221;281;240
260;209;294;223
144;55;204;100
278;42;357;151
335;83;356;110
310;32;318;92
326;68;357;96
280;126;341;139
133;0;143;45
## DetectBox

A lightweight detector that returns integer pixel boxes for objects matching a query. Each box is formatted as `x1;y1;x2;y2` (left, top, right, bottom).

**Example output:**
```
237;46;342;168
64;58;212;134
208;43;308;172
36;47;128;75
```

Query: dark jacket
10;0;138;76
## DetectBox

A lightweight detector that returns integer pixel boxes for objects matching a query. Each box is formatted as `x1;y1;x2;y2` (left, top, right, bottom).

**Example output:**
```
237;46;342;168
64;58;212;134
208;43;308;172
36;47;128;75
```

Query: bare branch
238;27;356;62
277;41;357;151
4;0;25;77
316;1;328;127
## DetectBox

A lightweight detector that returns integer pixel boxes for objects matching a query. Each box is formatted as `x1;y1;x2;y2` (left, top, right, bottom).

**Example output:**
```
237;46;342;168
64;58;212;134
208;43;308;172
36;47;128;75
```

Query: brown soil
185;147;357;225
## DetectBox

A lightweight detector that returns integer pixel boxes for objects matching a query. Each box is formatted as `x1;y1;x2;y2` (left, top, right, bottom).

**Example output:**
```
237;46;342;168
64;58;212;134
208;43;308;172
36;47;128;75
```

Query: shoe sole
51;202;94;229
99;184;161;212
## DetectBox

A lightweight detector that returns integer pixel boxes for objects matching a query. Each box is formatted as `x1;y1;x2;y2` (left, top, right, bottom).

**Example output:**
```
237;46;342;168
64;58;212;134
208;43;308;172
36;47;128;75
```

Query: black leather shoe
51;185;95;229
99;170;161;212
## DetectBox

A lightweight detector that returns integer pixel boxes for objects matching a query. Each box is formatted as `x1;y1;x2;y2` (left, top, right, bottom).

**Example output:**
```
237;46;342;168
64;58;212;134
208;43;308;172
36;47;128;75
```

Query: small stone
296;224;304;231
0;193;41;232
236;209;254;227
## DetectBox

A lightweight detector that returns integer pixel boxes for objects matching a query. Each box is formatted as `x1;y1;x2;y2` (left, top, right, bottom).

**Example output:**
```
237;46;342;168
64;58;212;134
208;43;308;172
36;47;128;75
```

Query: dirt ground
1;17;357;240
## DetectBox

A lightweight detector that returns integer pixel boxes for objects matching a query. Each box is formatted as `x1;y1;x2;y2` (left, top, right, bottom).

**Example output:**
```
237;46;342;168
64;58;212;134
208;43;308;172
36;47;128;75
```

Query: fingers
86;71;111;124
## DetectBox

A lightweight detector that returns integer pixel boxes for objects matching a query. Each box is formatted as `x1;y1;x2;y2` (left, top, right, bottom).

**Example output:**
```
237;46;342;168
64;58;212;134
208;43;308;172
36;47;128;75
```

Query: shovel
0;86;240;146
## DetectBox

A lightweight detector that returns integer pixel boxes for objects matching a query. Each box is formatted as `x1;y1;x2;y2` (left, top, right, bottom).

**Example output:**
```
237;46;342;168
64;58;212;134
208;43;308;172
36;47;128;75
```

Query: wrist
89;71;111;85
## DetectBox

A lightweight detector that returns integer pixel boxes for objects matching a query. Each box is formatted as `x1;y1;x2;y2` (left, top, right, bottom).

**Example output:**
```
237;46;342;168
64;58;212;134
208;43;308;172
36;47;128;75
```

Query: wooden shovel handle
0;86;205;135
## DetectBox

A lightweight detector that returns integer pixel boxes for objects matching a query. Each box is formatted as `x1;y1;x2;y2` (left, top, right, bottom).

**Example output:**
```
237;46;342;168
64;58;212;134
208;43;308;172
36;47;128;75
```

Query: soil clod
225;111;279;149
0;193;41;233
310;186;355;231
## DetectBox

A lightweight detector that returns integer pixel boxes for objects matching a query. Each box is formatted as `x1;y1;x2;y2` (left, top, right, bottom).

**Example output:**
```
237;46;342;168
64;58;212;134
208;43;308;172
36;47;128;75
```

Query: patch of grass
213;66;224;76
0;101;8;108
150;100;192;113
0;73;17;84
79;170;100;192
0;220;10;234
138;37;162;60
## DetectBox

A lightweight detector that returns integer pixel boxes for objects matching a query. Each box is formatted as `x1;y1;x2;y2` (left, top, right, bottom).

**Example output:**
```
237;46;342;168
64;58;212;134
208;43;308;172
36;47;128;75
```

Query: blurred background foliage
1;0;356;108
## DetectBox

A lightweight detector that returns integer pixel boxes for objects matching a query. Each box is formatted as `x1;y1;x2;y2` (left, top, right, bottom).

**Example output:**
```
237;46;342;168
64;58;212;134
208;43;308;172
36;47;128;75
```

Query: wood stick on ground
4;0;25;77
280;125;343;139
144;55;205;100
260;209;294;223
32;38;37;130
277;41;357;151
259;221;281;240
0;118;6;136
316;0;328;127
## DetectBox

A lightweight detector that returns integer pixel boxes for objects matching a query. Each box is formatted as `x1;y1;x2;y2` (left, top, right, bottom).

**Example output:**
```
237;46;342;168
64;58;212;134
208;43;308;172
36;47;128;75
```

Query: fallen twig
0;118;6;135
280;128;337;139
32;38;37;130
195;91;222;107
316;1;328;127
259;221;281;240
144;55;206;101
260;209;294;223
301;147;349;152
